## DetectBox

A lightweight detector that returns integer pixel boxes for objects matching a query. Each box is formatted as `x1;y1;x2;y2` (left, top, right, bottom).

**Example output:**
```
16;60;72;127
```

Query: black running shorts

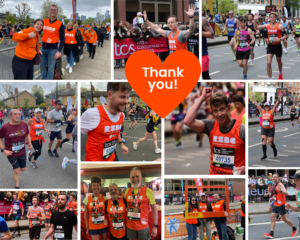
272;205;286;215
261;127;275;137
236;50;250;60
267;43;282;57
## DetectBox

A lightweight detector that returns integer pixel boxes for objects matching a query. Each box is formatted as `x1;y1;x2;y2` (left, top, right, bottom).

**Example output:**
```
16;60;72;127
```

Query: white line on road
257;75;274;78
165;158;186;161
186;152;207;156
283;132;300;137
294;147;300;149
284;150;299;153
286;63;295;65
289;60;299;61
272;71;279;72
249;142;263;148
252;165;266;167
213;55;224;57
282;67;291;69
224;53;232;54
177;155;193;158
277;154;288;157
209;71;220;75
265;158;280;162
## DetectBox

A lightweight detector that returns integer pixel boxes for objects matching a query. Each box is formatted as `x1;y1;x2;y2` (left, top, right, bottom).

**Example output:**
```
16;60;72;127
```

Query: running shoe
66;64;70;69
69;67;72;73
73;62;76;66
48;150;53;156
175;143;183;150
291;228;298;237
62;157;68;169
17;233;21;237
250;62;254;67
27;151;32;162
53;149;59;157
31;162;37;169
276;216;281;221
155;148;162;154
264;233;274;238
273;147;277;157
122;138;127;143
199;142;202;147
233;55;236;61
297;48;300;52
12;233;16;238
243;75;248;80
261;155;267;160
278;73;283;80
154;127;159;130
133;142;138;150
284;48;288;54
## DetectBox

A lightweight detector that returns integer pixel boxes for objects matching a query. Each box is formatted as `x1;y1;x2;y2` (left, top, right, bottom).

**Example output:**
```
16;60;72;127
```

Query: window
289;82;291;87
245;0;249;3
257;0;260;3
277;82;281;87
267;82;271;86
298;82;299;88
261;82;265;86
239;0;243;3
93;97;97;102
251;0;254;3
158;4;171;22
261;0;264;4
273;82;276;86
58;97;63;101
294;82;296;87
254;82;258;86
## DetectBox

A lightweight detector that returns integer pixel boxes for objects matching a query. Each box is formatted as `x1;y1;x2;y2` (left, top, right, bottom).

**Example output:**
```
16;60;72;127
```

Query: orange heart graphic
125;50;201;118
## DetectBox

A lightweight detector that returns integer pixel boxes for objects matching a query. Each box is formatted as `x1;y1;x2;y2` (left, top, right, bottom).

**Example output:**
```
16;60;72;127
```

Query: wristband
153;225;158;228
189;17;194;19
119;142;123;145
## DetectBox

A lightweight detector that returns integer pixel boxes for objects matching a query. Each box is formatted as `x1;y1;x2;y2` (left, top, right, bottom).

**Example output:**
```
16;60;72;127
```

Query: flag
52;100;55;106
85;99;88;106
194;178;203;196
72;0;76;24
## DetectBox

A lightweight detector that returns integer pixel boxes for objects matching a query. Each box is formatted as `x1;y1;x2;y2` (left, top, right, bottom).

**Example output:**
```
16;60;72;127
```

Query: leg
132;120;137;128
281;214;295;227
151;131;159;150
283;39;287;49
61;133;71;147
198;220;204;240
261;134;267;157
49;140;54;150
69;47;74;67
136;131;151;145
229;38;236;55
243;59;248;75
220;222;229;240
91;235;100;240
205;220;212;240
276;56;283;74
100;232;107;240
270;212;277;231
46;49;57;80
237;60;244;68
186;222;193;240
266;54;274;78
40;48;48;80
250;46;254;61
31;141;42;162
192;224;198;240
55;139;62;150
215;222;222;239
13;168;21;187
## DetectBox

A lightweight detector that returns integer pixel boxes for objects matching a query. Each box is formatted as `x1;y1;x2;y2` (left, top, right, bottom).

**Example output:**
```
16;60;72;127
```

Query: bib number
32;218;39;226
92;213;104;224
12;142;25;153
262;120;270;127
36;129;43;137
56;123;61;128
54;226;64;239
112;219;124;230
128;208;141;221
13;210;17;214
212;147;235;168
269;34;278;43
103;139;117;159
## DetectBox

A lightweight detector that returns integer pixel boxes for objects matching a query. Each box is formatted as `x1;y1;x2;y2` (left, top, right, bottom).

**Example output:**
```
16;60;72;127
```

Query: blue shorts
270;200;275;207
88;227;108;235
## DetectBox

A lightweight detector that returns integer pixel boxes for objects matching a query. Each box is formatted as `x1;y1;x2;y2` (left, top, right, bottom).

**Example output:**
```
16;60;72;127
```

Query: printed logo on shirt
213;136;236;144
104;124;122;133
44;26;56;32
109;134;117;139
127;196;143;200
9;130;26;137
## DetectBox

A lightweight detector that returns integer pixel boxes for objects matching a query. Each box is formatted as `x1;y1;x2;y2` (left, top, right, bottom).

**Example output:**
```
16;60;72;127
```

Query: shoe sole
292;228;298;237
264;236;274;239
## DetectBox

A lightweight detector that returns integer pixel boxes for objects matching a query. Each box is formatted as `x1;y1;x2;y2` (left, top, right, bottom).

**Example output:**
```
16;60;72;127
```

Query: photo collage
0;0;299;240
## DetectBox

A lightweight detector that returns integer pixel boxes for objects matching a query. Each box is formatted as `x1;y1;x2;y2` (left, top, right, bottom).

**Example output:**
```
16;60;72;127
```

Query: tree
218;0;235;15
286;0;300;11
84;17;96;25
31;85;45;97
0;0;4;8
15;3;32;22
24;99;29;109
101;18;110;25
25;15;31;25
33;92;45;105
0;84;13;99
40;0;65;21
248;85;264;103
6;14;16;25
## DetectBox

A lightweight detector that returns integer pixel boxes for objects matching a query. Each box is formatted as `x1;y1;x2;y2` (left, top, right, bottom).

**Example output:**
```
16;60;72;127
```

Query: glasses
49;9;57;12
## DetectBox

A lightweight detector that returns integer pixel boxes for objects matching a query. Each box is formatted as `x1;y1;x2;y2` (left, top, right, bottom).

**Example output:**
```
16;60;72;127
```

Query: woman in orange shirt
64;22;80;73
84;25;98;59
12;19;43;79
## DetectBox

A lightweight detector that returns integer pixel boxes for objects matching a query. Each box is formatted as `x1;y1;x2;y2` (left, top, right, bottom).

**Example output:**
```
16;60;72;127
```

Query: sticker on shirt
141;218;147;225
112;218;124;230
12;142;25;153
128;208;141;221
92;212;104;224
103;139;118;159
212;147;235;168
54;225;64;239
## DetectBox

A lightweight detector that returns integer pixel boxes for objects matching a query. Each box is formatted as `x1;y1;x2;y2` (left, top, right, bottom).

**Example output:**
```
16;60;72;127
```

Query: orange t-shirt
84;30;97;43
267;23;282;45
65;29;77;44
168;30;187;52
13;27;39;60
231;108;245;123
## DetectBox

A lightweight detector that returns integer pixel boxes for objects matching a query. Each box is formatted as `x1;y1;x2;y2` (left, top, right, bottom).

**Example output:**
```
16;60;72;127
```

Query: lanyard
111;198;119;218
131;187;142;208
92;194;101;213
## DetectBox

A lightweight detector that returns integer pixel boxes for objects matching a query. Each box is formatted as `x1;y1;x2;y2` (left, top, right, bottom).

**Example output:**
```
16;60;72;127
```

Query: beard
58;202;66;209
132;182;141;188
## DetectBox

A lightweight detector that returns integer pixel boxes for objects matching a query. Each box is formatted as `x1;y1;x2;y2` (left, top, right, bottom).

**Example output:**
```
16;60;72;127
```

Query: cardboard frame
184;185;229;219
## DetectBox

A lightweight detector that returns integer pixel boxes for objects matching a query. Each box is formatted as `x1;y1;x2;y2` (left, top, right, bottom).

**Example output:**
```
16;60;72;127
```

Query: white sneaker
284;48;288;54
80;55;83;60
133;142;138;150
66;64;70;69
155;148;161;154
69;67;72;73
294;40;297;44
250;61;254;67
73;62;76;66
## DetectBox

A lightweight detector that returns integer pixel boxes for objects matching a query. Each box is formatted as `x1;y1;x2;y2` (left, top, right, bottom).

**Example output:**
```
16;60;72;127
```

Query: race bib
54;226;64;239
36;129;43;136
32;218;39;226
213;147;235;168
128;208;141;221
45;211;50;216
92;213;104;224
277;200;282;204
55;123;61;128
112;218;124;230
269;34;278;43
103;139;117;159
239;42;247;48
13;205;20;210
12;142;25;153
13;210;17;214
262;120;269;127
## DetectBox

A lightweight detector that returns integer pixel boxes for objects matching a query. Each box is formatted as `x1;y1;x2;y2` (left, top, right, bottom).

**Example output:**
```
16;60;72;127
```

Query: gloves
54;120;61;123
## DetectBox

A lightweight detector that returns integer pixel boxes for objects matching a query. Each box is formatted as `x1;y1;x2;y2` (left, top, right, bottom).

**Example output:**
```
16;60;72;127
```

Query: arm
278;183;289;195
57;24;65;55
2;230;12;240
202;18;214;39
183;87;212;132
84;204;89;233
183;4;196;38
118;133;128;154
250;91;264;113
271;92;283;115
279;24;289;40
26;134;32;150
143;10;166;37
12;30;31;42
222;19;227;33
150;204;158;237
286;191;299;212
26;119;32;127
39;208;46;221
249;29;255;45
43;224;55;240
254;14;267;30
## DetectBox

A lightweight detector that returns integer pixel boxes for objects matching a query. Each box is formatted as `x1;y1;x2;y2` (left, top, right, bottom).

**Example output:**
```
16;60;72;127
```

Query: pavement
0;117;77;189
81;121;162;161
248;211;299;240
114;64;127;80
248;119;300;167
0;37;111;80
207;35;229;46
207;35;300;79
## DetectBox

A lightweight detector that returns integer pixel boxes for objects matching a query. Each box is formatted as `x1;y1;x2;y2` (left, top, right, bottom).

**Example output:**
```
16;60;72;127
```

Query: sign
72;0;77;24
287;187;297;196
114;37;168;60
248;185;268;197
188;35;199;46
249;103;257;114
276;88;289;97
229;181;233;186
0;200;52;215
265;5;276;13
194;178;203;196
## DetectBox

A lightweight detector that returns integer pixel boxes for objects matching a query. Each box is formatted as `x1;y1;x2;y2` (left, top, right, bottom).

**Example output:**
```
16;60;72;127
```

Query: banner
276;88;289;97
188;35;199;46
214;23;227;35
67;97;73;112
114;37;168;60
194;178;203;196
248;185;268;197
265;5;276;13
0;200;52;215
72;0;76;24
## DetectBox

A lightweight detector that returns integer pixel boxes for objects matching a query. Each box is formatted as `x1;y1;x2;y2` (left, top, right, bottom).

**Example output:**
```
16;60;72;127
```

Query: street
81;121;162;161
249;212;299;240
248;120;300;167
0;117;77;188
165;133;211;175
207;37;300;79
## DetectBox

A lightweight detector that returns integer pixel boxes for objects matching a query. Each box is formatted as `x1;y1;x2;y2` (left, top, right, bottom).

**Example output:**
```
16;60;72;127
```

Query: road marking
252;165;266;167
177;155;193;158
284;150;299;153
283;132;300;137
249;142;263;148
186;152;207;156
282;67;291;69
165;158;185;161
286;63;295;65
224;53;232;54
265;158;280;162
277;154;288;157
272;71;279;72
257;75;274;78
210;71;220;75
249;221;287;226
213;55;224;57
289;60;299;61
121;136;161;141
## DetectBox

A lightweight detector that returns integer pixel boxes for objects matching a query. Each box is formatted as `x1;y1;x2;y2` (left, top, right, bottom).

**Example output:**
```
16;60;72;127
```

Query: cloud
2;0;111;19
81;81;107;91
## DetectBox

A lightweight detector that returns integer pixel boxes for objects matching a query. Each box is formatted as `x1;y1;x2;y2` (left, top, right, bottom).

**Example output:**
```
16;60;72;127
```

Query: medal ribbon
111;198;120;218
92;194;101;214
132;187;142;208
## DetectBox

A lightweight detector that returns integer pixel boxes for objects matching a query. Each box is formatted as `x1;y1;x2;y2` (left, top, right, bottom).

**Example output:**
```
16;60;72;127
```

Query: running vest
212;200;225;212
186;205;198;224
168;30;188;52
236;28;250;51
80;29;87;41
295;24;300;34
65;29;77;44
199;201;208;213
125;186;149;230
12;200;22;216
241;201;245;217
267;23;282;45
231;108;246;123
291;108;296;115
87;194;106;230
246;21;255;34
107;198;126;238
42;18;62;44
30;118;45;143
227;18;237;36
44;204;52;219
274;182;287;207
28;206;42;228
85;105;124;161
209;120;245;175
282;21;289;33
67;201;77;215
262;110;275;129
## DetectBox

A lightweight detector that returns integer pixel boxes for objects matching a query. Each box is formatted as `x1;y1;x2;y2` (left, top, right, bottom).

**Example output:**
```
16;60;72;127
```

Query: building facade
44;83;77;108
237;0;285;14
3;89;36;107
249;169;297;179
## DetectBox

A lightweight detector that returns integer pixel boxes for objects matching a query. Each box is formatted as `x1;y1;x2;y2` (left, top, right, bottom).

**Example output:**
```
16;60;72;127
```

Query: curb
248;211;270;215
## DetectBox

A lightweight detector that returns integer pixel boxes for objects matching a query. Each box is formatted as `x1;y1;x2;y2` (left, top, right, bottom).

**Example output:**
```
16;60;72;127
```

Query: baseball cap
35;108;42;113
200;193;206;197
264;102;270;106
267;181;273;185
290;173;300;179
55;100;62;105
137;12;143;16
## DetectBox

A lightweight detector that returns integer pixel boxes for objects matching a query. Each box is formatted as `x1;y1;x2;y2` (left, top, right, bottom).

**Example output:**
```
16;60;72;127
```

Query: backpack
226;226;236;240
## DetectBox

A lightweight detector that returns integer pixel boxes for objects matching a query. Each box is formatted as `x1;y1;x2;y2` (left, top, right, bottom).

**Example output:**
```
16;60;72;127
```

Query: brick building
44;83;77;108
3;89;36;107
237;0;285;15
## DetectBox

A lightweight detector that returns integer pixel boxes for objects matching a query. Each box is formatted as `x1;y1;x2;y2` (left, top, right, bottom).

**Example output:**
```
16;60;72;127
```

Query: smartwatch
153;225;158;228
1;148;5;153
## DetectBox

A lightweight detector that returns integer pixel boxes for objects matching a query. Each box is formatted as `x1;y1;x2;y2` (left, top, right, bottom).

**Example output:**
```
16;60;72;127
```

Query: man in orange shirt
143;4;196;54
40;4;65;80
67;194;77;215
212;193;229;240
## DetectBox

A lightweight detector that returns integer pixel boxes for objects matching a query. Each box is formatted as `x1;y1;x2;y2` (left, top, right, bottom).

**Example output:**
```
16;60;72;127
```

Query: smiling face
167;16;178;30
34;21;43;32
48;5;58;18
211;103;230;124
109;185;119;199
130;170;142;188
108;89;130;112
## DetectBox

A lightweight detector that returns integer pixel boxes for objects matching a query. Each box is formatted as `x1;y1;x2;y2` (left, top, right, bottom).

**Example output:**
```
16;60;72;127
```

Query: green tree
0;101;4;106
6;14;17;25
217;0;235;14
25;15;30;25
40;0;65;21
81;87;88;93
101;18;110;25
84;17;96;25
33;92;45;105
286;0;300;11
248;85;264;103
15;2;32;22
24;99;29;109
31;85;45;96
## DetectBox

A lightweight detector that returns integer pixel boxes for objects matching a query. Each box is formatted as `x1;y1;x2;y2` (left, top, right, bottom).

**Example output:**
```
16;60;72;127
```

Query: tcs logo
213;136;236;144
104;124;122;133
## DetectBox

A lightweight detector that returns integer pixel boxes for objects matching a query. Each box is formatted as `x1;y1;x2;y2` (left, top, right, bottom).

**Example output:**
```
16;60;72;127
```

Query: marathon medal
93;194;100;219
133;208;139;213
111;198;119;222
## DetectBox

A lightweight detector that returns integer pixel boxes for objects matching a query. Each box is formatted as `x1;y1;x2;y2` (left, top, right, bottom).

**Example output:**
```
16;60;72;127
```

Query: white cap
200;193;206;196
35;108;42;113
264;102;270;106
